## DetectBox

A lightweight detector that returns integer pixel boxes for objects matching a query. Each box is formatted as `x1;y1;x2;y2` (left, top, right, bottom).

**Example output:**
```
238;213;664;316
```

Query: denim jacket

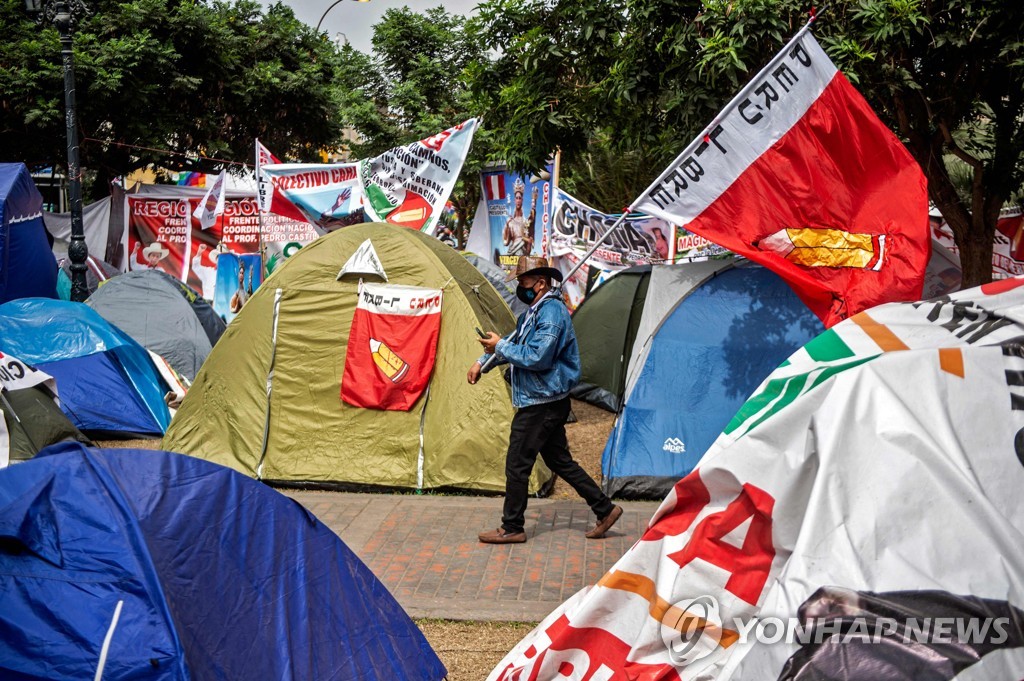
478;294;581;408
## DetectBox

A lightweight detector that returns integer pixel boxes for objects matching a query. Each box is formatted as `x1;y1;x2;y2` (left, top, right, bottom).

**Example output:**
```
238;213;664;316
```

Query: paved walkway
284;491;660;622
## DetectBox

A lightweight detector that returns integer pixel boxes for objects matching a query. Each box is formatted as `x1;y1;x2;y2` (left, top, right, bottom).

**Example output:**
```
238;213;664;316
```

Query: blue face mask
516;284;537;304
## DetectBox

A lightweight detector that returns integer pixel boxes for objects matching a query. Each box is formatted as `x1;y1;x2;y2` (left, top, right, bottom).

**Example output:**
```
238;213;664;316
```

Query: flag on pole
192;170;226;231
631;28;929;327
359;119;478;235
255;140;316;225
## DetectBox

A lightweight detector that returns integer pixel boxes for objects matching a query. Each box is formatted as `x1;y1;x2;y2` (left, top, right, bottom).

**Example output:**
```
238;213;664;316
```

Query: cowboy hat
505;255;563;283
142;242;170;260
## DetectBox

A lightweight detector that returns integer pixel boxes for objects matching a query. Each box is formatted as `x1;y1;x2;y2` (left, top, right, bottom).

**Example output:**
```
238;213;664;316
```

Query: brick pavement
284;491;660;622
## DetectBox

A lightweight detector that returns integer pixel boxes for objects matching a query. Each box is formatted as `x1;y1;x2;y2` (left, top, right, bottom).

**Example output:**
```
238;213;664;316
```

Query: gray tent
0;356;90;463
463;253;529;316
87;270;217;381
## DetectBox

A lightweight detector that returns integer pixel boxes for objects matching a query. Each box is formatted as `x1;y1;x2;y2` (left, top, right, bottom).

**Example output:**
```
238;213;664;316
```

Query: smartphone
475;327;487;338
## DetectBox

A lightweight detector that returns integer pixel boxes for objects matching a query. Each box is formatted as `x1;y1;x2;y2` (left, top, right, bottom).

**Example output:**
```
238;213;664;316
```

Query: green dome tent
163;223;552;493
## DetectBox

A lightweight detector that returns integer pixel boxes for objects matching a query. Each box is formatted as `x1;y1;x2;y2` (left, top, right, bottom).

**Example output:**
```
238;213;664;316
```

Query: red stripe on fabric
684;73;929;327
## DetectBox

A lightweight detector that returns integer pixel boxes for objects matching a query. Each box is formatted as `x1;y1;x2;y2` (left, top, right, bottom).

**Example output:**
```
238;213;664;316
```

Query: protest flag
631;24;929;327
192;170;226;230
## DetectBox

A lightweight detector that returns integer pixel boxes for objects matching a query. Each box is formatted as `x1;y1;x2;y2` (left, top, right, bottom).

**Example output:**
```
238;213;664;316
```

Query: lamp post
25;0;90;302
315;0;370;33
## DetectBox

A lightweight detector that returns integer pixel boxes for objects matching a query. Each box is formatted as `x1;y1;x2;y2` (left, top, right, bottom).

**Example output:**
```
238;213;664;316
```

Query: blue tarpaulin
0;298;170;436
0;164;57;303
0;444;447;680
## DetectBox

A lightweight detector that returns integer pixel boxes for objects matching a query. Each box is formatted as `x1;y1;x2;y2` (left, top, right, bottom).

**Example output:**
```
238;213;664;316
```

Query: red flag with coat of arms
341;282;443;411
632;27;929;328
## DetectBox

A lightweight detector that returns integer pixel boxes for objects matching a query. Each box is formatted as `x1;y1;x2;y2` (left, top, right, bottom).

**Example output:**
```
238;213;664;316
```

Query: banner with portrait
547;189;675;309
125;188;319;308
467;166;553;276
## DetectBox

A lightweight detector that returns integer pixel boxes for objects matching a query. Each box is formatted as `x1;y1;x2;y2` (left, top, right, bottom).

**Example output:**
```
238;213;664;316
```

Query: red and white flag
255;139;312;225
341;282;443;411
632;28;929;327
485;173;506;201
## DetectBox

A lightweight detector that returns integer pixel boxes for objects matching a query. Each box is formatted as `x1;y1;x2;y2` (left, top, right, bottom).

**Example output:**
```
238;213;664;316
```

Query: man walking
468;256;622;544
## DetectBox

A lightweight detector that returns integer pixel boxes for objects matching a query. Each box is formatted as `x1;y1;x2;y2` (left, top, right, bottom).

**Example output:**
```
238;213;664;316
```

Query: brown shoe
586;505;623;539
478;528;527;544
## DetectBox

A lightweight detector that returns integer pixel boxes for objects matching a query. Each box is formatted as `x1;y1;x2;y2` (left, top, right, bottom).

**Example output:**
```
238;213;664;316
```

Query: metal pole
55;2;89;302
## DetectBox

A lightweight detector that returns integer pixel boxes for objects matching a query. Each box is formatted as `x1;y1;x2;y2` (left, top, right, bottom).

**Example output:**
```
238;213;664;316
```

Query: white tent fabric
491;277;1024;680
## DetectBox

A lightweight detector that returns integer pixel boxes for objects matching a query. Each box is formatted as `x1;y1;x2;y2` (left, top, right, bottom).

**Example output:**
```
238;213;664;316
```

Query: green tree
469;0;1024;286
0;0;345;198
336;6;490;247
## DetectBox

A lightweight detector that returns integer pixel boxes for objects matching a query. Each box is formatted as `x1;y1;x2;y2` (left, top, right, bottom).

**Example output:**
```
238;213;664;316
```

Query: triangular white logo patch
337;239;388;281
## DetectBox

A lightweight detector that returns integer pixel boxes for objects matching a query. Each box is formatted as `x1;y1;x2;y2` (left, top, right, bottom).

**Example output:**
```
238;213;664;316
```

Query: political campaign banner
259;162;366;232
548;188;674;308
0;352;56;396
0;352;59;469
931;207;1024;280
255;139;317;224
341;282;443;411
360;119;477;235
467;166;553;276
674;225;732;263
491;276;1024;680
632;28;929;328
126;191;319;303
212;252;262;324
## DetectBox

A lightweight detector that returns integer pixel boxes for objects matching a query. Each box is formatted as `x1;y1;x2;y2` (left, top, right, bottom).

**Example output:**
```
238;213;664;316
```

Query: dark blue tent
602;261;823;498
0;164;58;303
0;444;447;681
0;299;171;438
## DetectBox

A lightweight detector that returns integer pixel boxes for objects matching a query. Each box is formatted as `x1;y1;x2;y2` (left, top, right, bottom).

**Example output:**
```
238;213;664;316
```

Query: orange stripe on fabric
851;312;909;352
598;570;739;647
938;348;965;378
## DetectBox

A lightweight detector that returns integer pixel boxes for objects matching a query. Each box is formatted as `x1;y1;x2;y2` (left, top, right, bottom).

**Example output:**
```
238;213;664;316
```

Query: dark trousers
502;396;614;534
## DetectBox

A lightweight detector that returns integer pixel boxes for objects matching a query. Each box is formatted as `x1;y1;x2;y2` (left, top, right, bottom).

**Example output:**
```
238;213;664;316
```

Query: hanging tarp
490;277;1024;680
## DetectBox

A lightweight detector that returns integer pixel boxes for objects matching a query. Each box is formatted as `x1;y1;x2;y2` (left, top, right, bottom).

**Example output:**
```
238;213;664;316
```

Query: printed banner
468;166;553;275
491;277;1024;680
932;208;1024;280
260;163;366;232
256;140;317;224
548;188;674;308
0;352;56;396
674;225;732;263
632;30;930;328
341;282;443;411
213;252;263;324
126;193;319;305
360;119;478;235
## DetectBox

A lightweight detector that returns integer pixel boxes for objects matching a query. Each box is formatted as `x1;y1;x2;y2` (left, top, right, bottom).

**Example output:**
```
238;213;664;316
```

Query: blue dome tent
601;260;823;498
0;163;58;303
0;299;170;437
0;443;447;680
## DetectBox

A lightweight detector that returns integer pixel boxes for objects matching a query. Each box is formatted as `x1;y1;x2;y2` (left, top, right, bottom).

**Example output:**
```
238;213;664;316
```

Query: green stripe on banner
725;354;881;438
725;372;808;436
803;329;856;362
809;356;877;390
